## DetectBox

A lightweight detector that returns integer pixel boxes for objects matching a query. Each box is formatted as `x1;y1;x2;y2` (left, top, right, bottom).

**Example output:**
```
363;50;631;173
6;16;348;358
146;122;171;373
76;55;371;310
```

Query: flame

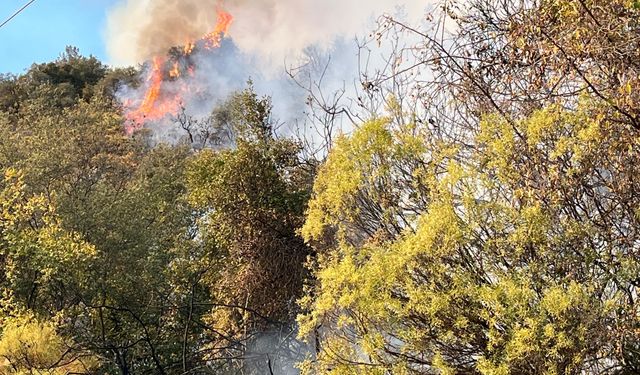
204;8;234;49
125;56;180;127
169;62;180;78
183;42;196;55
124;6;233;134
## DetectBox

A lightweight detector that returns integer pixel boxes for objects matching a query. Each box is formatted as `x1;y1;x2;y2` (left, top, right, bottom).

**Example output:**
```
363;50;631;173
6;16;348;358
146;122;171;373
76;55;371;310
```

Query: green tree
0;47;109;115
0;168;96;316
0;58;315;373
0;50;198;373
185;87;315;369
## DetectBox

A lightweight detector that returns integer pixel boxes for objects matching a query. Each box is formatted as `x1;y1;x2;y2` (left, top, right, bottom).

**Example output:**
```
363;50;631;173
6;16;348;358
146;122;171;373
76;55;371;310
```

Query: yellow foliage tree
299;97;639;374
0;315;95;374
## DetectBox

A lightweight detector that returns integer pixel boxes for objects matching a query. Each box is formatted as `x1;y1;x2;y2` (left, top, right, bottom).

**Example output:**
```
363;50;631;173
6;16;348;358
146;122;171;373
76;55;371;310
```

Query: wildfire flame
204;10;233;49
183;42;196;55
169;62;180;78
124;7;233;134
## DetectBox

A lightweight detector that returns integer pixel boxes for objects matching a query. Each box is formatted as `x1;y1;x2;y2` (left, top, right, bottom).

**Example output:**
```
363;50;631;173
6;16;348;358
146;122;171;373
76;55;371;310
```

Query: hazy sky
0;0;116;74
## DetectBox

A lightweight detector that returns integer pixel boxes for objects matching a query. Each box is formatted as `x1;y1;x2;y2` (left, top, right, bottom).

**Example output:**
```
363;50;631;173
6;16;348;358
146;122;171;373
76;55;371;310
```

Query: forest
0;0;639;374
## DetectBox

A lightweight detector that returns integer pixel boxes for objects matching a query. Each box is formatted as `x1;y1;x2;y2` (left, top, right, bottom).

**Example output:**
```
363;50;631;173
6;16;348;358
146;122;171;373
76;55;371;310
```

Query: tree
0;47;108;116
299;104;639;374
0;51;199;374
298;1;640;373
0;168;97;318
0;315;96;374
185;87;315;371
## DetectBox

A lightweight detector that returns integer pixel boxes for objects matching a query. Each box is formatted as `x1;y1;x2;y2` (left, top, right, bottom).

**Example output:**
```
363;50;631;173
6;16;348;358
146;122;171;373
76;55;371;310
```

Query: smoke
106;0;428;68
106;0;221;66
241;329;313;375
107;0;436;148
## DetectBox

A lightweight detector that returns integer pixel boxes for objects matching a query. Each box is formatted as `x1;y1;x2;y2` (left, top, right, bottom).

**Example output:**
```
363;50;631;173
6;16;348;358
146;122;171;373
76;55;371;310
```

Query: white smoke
106;0;429;68
242;329;313;375
106;0;438;149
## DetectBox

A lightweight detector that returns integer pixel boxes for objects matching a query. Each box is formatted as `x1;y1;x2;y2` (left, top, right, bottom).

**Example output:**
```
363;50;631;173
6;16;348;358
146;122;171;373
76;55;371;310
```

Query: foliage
185;88;314;367
2;1;640;373
0;52;204;373
0;47;109;115
298;97;639;373
0;168;96;315
0;62;313;373
0;314;95;374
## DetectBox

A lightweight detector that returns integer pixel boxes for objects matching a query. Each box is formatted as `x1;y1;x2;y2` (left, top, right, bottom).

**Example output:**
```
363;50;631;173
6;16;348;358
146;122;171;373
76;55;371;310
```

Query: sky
0;0;116;74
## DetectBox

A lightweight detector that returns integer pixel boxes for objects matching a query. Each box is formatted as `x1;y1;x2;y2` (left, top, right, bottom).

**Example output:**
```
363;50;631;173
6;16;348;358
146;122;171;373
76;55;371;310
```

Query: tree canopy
1;1;640;374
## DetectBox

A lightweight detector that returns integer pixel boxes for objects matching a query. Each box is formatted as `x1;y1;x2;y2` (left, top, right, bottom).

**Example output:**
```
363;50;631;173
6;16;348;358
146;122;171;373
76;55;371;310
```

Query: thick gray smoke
106;0;220;65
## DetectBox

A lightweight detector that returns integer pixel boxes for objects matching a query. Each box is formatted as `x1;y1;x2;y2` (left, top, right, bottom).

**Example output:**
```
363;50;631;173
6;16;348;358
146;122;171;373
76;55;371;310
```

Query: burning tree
122;7;233;135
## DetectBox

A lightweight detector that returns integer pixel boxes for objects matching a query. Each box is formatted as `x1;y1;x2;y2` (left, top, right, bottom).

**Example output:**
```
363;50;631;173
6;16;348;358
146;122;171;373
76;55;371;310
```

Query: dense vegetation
1;0;640;374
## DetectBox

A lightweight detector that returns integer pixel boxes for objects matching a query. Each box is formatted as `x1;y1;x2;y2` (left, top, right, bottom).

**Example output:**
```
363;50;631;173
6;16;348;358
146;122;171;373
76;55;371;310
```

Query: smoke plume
106;0;428;68
106;0;434;148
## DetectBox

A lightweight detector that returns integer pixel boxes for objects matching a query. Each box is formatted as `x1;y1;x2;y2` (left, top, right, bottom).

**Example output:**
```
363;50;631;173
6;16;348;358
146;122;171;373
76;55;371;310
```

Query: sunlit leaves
0;315;96;374
0;169;96;313
300;93;634;373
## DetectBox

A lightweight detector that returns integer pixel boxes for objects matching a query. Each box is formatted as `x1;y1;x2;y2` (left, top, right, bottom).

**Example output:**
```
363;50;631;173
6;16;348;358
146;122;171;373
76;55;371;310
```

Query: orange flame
204;8;234;49
126;56;180;126
169;62;180;78
183;42;196;55
124;7;233;134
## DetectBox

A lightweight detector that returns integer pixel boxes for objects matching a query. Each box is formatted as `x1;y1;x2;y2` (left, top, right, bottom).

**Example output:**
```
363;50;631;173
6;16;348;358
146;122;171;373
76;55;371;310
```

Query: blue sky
0;0;117;74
